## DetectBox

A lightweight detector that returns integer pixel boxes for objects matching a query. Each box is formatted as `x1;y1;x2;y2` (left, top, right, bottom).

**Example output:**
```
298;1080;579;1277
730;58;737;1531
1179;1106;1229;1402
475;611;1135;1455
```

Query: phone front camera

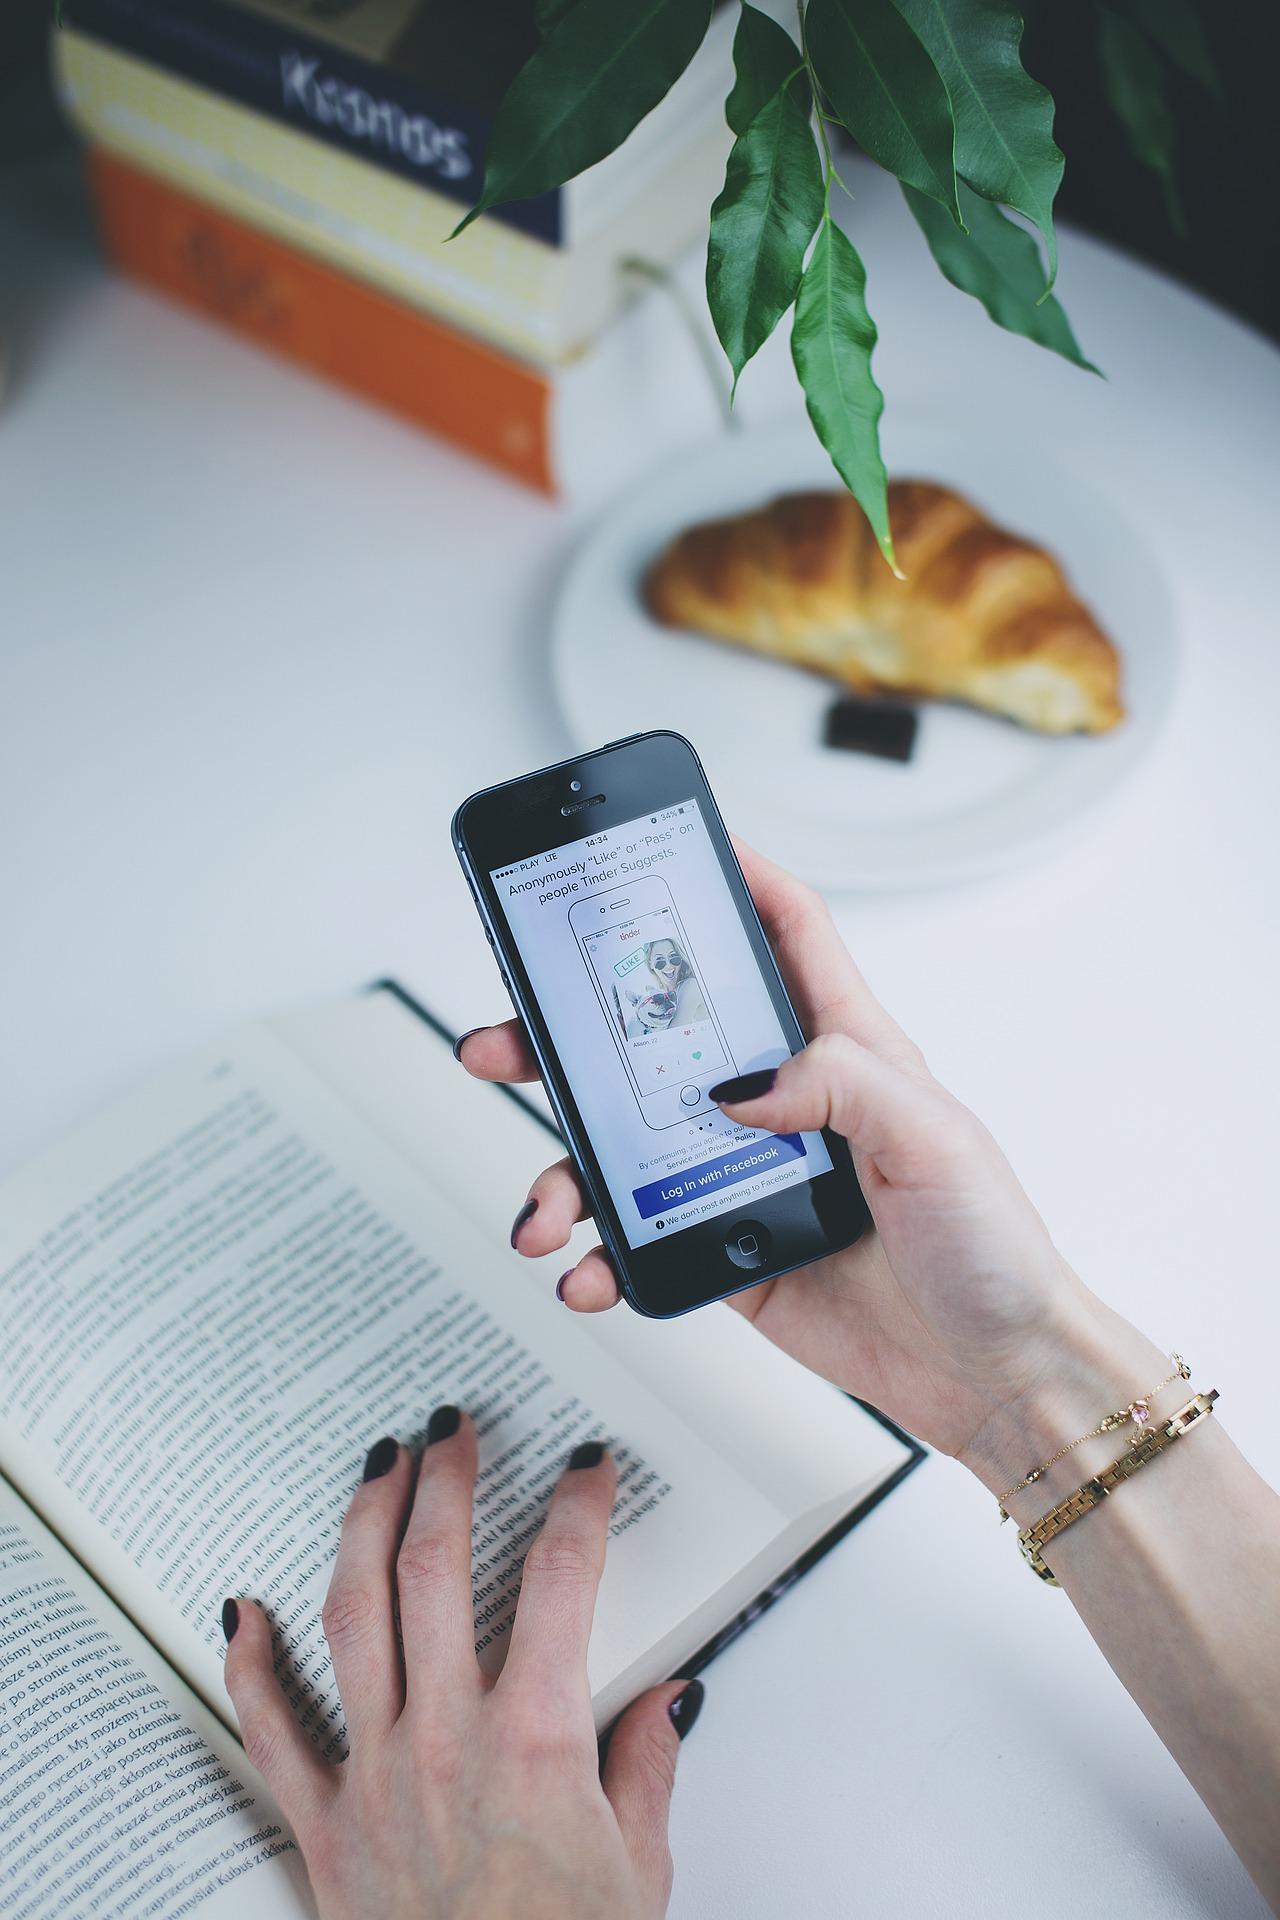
569;778;583;792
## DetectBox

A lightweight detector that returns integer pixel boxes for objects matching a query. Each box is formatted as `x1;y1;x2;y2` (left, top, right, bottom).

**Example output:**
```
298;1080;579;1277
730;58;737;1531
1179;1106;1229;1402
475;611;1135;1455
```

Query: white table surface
3;150;1278;1918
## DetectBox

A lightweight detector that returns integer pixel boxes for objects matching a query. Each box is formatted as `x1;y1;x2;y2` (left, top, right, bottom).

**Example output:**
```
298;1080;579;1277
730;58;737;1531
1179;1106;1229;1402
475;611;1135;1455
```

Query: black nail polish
452;1027;484;1063
426;1404;461;1446
362;1436;398;1481
668;1678;704;1740
555;1271;572;1302
708;1068;777;1104
221;1598;240;1643
567;1440;606;1471
510;1198;538;1248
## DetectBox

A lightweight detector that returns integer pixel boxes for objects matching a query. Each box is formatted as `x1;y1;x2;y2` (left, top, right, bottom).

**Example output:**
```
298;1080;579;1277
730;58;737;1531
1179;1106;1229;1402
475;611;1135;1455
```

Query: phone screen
490;799;832;1250
577;887;729;1100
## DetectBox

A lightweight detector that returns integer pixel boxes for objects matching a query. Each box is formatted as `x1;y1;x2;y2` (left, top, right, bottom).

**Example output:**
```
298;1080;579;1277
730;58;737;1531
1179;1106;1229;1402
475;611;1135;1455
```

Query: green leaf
726;2;806;134
708;87;825;393
894;0;1063;293
903;181;1100;373
1096;6;1186;237
791;220;897;572
1122;0;1223;103
806;0;961;225
452;0;713;236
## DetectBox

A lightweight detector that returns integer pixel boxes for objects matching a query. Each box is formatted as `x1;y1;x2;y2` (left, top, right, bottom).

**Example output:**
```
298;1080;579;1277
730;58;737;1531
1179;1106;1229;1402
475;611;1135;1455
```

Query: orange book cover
89;149;555;494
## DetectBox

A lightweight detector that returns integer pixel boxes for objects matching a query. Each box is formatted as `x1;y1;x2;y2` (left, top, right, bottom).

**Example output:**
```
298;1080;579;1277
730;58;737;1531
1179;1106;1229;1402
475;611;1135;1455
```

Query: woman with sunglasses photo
644;937;708;1025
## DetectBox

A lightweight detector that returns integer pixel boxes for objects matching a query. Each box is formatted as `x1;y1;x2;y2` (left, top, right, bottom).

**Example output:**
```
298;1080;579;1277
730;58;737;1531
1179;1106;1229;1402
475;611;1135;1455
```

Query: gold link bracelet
1017;1389;1218;1584
997;1352;1191;1521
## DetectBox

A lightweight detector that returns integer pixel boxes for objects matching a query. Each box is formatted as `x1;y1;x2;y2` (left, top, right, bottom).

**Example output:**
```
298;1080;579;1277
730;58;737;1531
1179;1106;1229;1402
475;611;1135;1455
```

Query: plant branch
620;256;739;431
797;0;836;211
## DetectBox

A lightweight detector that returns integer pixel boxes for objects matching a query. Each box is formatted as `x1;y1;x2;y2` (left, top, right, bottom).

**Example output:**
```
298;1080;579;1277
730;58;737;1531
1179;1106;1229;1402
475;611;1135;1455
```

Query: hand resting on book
460;840;1280;1908
223;1419;701;1920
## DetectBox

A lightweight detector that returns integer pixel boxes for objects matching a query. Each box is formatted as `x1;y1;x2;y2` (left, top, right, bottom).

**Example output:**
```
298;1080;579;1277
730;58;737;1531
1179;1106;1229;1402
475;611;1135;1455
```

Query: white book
0;985;920;1918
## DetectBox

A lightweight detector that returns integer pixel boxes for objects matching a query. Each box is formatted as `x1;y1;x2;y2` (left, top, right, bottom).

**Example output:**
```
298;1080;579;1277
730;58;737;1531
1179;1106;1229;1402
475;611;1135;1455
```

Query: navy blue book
61;0;565;239
59;0;731;249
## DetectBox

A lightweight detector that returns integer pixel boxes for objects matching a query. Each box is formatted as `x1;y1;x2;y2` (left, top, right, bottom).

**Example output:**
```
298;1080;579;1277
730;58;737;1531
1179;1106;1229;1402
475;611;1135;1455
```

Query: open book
0;986;921;1918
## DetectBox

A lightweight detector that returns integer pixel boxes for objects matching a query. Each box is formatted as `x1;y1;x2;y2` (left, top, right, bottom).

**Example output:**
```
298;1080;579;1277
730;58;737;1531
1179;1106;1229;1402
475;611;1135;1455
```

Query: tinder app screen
577;889;728;1098
491;800;831;1250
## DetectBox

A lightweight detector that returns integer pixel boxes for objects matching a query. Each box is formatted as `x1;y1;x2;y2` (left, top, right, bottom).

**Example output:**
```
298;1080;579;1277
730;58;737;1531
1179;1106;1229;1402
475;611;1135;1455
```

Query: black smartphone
452;731;871;1317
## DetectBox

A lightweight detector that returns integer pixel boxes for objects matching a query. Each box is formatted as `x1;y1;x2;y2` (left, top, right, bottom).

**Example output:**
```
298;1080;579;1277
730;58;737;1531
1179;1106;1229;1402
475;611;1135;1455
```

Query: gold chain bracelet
997;1352;1191;1521
1018;1390;1218;1583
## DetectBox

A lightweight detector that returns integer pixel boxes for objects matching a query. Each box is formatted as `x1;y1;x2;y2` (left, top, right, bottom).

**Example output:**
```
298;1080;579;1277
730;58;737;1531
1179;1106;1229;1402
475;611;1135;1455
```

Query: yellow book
54;28;732;367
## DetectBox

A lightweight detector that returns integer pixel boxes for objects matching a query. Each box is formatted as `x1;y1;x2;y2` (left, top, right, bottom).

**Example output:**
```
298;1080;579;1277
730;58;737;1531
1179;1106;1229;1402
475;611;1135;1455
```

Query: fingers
510;1157;591;1257
715;1030;968;1189
501;1441;615;1712
510;1171;621;1310
398;1408;482;1698
731;838;923;1067
222;1598;334;1832
557;1246;622;1313
320;1438;415;1744
603;1679;703;1914
455;1018;540;1083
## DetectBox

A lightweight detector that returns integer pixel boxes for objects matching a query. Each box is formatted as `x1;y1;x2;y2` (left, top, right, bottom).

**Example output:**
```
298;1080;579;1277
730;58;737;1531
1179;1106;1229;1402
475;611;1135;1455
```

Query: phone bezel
452;731;871;1317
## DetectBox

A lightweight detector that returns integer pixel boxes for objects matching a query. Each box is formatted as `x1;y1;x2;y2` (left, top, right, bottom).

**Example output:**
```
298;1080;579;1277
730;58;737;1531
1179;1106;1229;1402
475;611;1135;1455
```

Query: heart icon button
692;1050;702;1059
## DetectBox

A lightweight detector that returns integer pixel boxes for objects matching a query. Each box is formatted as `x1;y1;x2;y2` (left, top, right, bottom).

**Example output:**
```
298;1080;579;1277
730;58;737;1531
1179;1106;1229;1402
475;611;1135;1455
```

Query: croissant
644;482;1124;734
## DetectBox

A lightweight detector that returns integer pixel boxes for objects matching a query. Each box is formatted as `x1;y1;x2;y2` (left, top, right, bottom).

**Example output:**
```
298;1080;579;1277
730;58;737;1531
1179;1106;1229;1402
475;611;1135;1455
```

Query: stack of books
54;0;735;491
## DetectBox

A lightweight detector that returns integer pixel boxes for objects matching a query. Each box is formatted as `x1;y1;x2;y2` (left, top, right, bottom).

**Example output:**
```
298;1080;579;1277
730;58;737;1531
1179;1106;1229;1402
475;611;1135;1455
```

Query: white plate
550;417;1179;890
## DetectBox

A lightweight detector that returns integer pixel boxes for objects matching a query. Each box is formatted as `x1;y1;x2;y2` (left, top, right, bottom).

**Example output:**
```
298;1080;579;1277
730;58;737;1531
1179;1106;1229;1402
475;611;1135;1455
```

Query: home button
724;1219;771;1271
679;1084;701;1107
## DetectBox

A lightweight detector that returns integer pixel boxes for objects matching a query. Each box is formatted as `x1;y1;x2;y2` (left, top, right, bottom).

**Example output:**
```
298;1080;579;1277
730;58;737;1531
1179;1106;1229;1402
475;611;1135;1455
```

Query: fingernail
510;1198;538;1248
426;1404;461;1446
556;1270;572;1302
221;1598;239;1643
669;1678;705;1739
567;1440;606;1471
362;1436;398;1481
709;1068;777;1104
452;1026;484;1063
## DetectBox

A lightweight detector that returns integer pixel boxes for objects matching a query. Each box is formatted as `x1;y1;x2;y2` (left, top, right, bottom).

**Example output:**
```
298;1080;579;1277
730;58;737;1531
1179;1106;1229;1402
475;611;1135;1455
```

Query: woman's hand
222;1419;702;1920
460;841;1163;1492
457;848;1280;1909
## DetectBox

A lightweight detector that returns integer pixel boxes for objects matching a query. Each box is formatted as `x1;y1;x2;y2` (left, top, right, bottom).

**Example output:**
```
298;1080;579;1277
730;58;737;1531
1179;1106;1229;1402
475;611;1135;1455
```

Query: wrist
958;1284;1169;1513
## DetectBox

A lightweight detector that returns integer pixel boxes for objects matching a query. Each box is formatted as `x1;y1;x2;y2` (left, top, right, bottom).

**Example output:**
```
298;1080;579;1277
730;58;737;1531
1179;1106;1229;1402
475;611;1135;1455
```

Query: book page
0;1026;783;1740
0;1478;312;1920
278;989;912;1519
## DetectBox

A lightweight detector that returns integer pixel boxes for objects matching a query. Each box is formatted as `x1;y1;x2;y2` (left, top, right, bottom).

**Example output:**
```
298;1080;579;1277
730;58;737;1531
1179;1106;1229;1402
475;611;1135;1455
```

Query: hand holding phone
453;731;871;1316
452;811;1095;1479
